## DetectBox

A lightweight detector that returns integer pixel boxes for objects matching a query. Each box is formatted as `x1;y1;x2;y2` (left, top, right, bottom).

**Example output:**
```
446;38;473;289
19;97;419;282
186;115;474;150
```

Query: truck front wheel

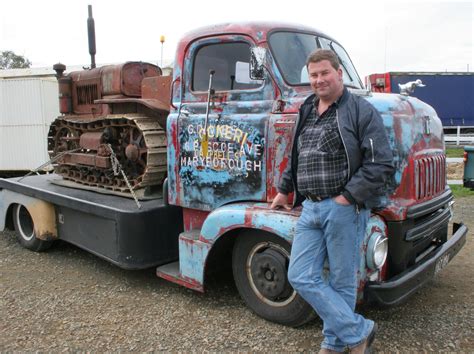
232;230;316;327
13;204;53;252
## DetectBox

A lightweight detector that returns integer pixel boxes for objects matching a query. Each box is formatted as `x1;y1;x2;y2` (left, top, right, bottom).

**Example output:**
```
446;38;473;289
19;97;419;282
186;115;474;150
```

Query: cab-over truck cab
158;23;467;326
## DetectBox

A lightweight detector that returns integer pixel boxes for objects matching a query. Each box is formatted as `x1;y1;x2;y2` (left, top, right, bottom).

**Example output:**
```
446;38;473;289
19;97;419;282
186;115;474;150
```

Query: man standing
271;49;394;353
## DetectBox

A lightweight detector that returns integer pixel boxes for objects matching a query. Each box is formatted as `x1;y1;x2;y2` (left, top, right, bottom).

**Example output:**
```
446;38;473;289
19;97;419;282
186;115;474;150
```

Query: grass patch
446;147;465;158
449;185;474;198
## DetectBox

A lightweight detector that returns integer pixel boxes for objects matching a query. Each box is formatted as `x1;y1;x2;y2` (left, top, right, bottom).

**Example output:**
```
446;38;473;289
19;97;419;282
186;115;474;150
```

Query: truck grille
77;84;99;105
414;155;446;200
387;189;453;276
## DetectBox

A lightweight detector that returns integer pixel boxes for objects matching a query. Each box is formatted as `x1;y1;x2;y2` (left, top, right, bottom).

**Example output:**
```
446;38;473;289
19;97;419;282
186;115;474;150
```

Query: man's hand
333;194;351;205
270;193;292;210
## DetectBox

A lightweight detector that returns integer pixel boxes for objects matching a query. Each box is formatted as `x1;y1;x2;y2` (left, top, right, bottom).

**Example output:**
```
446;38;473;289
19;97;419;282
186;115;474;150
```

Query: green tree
0;51;32;69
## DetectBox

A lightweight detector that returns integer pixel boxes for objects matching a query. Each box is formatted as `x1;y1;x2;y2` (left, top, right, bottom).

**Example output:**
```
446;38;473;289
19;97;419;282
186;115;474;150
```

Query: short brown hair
306;49;340;70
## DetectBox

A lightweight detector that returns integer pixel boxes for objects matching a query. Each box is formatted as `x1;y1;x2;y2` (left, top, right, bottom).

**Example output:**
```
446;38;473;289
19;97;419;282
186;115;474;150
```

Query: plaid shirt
296;99;349;197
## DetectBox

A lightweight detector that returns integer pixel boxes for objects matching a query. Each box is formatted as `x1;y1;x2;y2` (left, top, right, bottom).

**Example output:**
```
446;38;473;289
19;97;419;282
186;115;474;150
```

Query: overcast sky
1;0;472;80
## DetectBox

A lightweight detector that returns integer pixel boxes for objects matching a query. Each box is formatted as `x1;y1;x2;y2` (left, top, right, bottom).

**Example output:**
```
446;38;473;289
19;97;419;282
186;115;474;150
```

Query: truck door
176;36;275;210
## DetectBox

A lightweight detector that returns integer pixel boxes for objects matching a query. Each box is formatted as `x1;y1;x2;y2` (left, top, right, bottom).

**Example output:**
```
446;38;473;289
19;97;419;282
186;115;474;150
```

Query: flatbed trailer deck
0;175;182;269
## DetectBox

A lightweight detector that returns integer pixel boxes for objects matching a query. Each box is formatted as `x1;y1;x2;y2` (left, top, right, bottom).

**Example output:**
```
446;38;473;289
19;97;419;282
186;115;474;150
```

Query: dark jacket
278;88;395;208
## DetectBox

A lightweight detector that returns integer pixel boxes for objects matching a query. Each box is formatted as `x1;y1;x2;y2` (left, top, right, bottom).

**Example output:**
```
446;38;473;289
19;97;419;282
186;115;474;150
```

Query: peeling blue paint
200;204;247;240
167;114;178;204
200;202;299;243
250;210;296;243
179;238;210;283
365;92;444;192
177;111;267;210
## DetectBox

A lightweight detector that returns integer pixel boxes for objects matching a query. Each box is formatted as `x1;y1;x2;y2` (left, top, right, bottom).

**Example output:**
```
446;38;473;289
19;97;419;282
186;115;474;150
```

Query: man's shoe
366;322;378;348
350;322;378;354
318;349;339;354
349;341;367;354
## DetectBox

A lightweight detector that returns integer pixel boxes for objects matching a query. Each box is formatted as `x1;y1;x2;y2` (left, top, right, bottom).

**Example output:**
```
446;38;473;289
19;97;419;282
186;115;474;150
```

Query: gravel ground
0;198;472;352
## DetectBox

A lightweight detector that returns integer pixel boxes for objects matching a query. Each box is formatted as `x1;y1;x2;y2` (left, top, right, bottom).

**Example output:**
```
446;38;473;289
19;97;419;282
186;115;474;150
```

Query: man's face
307;60;343;101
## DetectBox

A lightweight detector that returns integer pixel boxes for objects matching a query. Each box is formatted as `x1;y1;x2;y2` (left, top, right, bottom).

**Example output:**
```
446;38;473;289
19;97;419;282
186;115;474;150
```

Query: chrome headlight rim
367;234;388;270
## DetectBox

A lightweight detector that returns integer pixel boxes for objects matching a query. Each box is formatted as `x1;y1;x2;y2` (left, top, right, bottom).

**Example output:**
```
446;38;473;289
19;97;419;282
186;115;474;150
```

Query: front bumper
366;222;468;306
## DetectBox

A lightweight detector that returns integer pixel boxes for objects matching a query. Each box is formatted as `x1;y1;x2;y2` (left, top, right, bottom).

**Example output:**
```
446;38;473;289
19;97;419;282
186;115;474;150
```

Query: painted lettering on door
180;121;264;177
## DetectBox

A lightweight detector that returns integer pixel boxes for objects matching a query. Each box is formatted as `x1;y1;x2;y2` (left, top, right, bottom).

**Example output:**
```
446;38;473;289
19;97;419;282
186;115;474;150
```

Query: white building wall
0;78;59;171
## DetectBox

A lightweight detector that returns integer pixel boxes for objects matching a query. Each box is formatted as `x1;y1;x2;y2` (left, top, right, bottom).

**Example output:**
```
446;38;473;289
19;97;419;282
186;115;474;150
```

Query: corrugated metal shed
0;66;83;80
0;78;59;171
0;67;56;79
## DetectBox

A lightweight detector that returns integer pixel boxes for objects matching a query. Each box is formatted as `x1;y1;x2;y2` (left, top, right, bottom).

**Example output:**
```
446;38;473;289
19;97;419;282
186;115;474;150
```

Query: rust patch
79;132;103;150
183;208;209;232
142;76;172;106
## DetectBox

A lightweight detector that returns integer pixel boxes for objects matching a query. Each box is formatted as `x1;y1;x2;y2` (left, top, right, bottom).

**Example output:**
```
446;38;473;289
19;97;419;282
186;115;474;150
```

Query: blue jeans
288;198;373;352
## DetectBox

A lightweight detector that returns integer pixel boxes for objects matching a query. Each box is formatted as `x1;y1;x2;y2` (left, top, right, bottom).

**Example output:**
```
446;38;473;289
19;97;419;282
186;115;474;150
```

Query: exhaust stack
87;5;96;69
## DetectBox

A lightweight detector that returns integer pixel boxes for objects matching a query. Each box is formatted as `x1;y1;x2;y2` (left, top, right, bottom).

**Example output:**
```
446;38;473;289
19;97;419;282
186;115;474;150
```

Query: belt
305;194;334;202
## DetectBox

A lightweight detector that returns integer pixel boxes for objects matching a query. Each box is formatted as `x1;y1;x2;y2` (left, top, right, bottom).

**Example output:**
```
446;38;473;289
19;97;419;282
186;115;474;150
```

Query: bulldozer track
48;113;167;194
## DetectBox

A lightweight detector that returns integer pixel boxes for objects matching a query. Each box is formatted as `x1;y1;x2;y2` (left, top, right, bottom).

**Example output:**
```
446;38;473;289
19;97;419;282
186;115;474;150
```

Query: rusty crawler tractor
48;6;171;197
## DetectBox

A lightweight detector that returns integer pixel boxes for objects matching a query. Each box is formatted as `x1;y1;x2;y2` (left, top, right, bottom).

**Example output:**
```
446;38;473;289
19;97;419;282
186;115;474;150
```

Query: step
180;229;201;241
156;261;204;292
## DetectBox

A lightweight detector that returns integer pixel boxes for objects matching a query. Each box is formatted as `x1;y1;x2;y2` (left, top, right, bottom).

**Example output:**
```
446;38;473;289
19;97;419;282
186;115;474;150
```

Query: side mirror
249;47;266;80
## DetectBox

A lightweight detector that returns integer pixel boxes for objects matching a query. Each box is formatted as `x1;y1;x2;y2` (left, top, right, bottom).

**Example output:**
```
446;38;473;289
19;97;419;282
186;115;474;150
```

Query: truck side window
192;42;262;92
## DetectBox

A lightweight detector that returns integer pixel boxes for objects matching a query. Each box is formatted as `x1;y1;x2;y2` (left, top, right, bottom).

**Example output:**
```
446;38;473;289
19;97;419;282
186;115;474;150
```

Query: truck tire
232;230;316;327
12;204;53;252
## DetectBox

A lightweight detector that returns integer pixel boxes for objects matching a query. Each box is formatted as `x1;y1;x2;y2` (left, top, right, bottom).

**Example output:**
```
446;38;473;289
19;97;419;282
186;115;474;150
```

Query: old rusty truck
0;14;468;327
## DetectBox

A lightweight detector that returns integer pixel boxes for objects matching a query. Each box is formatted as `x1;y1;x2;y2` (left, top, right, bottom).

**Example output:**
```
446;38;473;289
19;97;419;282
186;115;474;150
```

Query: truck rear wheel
13;204;53;252
232;230;316;327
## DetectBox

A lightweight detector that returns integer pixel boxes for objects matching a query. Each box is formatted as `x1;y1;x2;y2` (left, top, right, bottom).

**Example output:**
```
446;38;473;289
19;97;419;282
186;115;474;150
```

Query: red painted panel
183;208;210;232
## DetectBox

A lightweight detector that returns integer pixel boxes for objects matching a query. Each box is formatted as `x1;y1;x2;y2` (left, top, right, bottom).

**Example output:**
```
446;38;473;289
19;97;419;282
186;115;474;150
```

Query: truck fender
186;202;300;287
200;202;301;245
198;203;387;300
0;189;57;241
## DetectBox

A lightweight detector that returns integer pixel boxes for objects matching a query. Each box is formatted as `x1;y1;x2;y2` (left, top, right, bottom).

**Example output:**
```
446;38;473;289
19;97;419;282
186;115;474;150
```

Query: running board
156;261;204;292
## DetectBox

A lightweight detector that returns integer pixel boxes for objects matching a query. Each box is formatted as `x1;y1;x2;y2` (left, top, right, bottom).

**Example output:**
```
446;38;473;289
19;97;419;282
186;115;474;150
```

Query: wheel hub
250;248;291;300
125;144;139;161
264;269;274;281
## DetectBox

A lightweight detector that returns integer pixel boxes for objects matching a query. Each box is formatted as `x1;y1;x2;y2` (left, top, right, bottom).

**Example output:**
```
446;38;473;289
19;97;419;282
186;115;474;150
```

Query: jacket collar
302;86;350;107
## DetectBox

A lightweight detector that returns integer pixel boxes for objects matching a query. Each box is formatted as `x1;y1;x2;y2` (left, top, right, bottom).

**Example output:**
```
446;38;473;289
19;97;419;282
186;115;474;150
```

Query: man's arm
343;101;395;205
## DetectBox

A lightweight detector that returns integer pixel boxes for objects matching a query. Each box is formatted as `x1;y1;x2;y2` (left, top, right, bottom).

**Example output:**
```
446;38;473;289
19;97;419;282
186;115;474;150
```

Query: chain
106;144;142;209
109;147;120;175
19;145;142;210
18;147;82;182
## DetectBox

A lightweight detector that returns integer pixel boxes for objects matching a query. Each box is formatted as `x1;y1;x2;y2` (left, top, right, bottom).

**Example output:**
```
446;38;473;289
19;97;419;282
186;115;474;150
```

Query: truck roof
178;22;337;46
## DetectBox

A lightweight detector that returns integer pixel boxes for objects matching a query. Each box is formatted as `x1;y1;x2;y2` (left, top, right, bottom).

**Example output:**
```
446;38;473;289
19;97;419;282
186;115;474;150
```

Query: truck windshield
268;31;362;89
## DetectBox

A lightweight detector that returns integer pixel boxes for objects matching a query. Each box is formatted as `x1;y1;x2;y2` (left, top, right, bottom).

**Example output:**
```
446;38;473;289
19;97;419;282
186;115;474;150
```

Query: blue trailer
366;72;474;128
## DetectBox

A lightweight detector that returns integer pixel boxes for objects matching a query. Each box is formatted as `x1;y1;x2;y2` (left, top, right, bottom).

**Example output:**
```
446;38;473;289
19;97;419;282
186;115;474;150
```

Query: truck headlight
366;234;388;270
